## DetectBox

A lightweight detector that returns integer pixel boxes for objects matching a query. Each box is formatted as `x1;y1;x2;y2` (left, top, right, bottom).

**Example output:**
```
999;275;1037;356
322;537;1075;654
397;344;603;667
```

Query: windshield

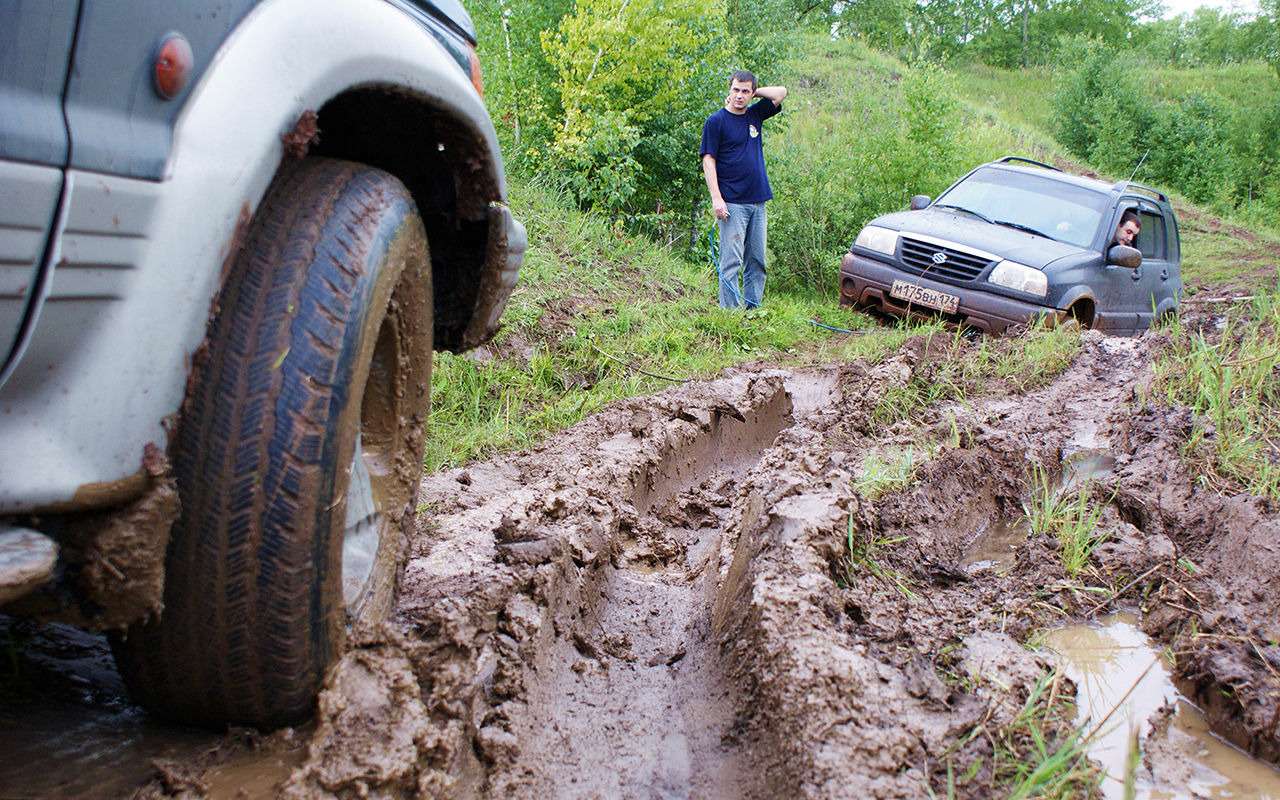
935;167;1109;249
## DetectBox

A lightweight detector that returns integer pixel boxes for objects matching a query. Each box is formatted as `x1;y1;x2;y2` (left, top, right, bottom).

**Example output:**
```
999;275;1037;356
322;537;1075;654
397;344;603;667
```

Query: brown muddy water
1048;614;1280;800
0;618;304;798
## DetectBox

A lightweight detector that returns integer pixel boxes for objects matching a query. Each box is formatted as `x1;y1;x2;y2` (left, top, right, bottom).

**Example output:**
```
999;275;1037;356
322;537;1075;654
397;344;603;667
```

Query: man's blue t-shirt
700;98;781;204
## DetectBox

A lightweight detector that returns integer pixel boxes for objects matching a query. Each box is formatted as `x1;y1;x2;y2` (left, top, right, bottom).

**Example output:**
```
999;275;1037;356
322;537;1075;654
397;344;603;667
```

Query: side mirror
1107;245;1142;269
909;195;931;211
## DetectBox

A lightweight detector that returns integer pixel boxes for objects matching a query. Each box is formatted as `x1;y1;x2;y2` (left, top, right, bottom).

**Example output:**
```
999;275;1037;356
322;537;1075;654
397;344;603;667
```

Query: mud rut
273;329;1278;800
489;384;797;799
4;329;1278;798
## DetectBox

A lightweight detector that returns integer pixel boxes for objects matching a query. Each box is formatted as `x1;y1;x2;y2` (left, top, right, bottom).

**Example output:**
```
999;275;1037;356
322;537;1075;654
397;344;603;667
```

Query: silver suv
0;0;524;728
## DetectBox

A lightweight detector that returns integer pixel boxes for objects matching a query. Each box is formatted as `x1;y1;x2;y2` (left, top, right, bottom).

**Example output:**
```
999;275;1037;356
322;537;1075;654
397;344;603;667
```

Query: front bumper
839;252;1063;334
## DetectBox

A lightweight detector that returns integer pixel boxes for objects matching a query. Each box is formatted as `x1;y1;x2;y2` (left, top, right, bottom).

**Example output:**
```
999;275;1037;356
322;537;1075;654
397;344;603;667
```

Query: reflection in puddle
1046;615;1280;800
963;517;1029;573
1060;450;1117;496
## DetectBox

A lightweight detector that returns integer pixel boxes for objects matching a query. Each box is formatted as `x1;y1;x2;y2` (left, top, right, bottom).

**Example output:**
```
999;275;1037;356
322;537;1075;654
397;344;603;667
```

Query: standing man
701;71;787;309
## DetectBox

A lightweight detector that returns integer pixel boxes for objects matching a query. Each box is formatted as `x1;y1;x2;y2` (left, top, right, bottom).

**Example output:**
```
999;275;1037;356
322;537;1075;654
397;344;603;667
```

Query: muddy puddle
0;618;304;798
962;517;1028;572
1047;615;1280;800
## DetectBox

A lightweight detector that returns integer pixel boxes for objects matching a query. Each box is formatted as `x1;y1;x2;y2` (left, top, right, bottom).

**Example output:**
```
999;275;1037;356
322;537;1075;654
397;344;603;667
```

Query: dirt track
274;329;1278;798
3;328;1279;798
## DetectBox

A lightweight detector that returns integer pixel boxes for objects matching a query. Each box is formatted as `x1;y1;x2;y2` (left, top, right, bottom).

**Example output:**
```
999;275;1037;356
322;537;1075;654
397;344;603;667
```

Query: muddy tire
112;158;432;728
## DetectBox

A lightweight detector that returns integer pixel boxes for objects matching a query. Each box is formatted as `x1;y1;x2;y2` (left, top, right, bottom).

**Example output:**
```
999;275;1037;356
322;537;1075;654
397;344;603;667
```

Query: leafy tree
539;0;732;216
1053;38;1155;162
470;0;574;166
1264;0;1280;77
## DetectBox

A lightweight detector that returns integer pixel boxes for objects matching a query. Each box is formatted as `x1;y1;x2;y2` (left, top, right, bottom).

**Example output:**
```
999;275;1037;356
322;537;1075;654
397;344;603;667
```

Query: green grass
844;513;915;598
870;323;1082;428
854;445;930;499
1001;674;1099;799
993;322;1082;391
1142;60;1279;111
1151;285;1280;499
951;62;1059;141
425;178;928;470
938;671;1100;798
1177;216;1280;288
1024;462;1111;577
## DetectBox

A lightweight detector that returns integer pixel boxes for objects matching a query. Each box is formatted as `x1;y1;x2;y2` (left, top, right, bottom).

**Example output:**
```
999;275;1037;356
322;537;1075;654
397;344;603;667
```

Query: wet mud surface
3;330;1279;798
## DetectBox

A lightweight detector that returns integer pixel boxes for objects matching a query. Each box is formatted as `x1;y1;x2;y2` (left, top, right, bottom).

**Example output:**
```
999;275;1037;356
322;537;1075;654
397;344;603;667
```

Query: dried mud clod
281;110;320;159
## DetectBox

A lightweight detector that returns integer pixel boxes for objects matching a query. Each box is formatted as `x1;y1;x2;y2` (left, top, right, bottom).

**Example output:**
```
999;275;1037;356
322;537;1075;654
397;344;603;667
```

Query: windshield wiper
994;219;1058;242
934;204;995;225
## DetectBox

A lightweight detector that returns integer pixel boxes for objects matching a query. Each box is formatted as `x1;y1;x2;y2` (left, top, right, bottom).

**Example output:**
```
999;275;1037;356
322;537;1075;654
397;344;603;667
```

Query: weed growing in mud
854;445;932;499
844;513;915;598
1024;463;1111;577
872;323;1081;429
1152;287;1280;500
996;673;1100;799
992;321;1082;392
937;671;1098;799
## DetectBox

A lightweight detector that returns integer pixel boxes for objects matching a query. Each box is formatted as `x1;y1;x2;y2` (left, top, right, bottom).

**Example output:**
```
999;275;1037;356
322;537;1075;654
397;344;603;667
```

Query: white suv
0;0;524;728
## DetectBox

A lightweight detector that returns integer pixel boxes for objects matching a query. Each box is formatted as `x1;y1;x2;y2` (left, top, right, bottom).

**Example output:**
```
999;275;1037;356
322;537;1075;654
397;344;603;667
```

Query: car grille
899;237;994;283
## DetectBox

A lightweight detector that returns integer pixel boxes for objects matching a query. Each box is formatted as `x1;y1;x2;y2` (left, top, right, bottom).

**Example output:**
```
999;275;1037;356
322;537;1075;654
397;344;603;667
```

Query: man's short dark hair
1120;209;1141;229
729;70;757;91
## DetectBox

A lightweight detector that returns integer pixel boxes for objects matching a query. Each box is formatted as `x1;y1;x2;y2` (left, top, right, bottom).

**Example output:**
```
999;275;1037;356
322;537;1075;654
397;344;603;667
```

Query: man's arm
754;85;787;105
702;154;728;220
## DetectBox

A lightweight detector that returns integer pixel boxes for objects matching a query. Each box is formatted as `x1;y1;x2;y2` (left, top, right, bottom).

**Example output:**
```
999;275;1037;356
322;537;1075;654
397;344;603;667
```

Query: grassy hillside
426;38;1280;485
424;179;905;471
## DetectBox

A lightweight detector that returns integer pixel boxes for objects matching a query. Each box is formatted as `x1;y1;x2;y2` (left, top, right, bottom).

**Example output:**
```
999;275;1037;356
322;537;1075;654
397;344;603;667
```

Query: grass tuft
939;671;1100;799
854;445;932;500
1024;463;1111;577
844;513;915;598
1151;284;1280;500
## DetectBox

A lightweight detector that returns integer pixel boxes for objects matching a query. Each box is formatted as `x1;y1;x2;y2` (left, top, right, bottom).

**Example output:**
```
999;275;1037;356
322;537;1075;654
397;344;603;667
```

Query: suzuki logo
931;251;948;265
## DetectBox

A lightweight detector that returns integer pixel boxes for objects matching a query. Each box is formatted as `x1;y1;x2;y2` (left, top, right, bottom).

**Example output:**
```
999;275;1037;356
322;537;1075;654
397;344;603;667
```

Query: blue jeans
717;202;767;309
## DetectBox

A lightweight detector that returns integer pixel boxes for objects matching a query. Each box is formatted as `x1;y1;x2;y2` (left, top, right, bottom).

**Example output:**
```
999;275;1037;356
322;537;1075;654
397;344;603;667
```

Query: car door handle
1161;268;1168;281
1131;269;1141;281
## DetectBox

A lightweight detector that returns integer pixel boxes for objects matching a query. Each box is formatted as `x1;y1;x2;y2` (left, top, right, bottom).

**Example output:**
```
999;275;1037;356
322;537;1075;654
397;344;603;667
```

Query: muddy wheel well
1067;298;1095;328
311;88;501;351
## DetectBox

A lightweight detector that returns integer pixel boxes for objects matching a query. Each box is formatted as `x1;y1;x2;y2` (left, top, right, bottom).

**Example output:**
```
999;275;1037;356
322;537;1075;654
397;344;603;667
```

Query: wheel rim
342;432;383;610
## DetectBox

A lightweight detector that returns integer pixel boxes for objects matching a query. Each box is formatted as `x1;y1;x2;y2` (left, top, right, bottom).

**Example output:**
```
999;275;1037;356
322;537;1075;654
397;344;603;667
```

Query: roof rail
995;156;1062;172
1113;181;1168;203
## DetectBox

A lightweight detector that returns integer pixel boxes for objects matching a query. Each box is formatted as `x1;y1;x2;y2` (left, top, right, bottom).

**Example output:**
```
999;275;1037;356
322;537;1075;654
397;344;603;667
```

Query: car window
935;167;1110;249
1135;209;1165;259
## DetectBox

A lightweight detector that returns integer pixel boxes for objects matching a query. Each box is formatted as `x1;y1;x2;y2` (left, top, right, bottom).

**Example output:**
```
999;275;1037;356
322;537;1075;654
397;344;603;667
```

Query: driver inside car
1113;209;1141;248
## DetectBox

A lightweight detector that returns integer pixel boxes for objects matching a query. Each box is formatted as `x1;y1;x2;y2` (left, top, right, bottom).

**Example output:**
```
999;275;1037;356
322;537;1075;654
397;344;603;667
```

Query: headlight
854;226;899;256
988;260;1047;297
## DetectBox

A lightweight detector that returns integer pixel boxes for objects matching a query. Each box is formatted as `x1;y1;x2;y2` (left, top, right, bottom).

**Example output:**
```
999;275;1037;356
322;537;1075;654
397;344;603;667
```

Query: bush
767;55;968;292
1053;39;1156;174
1146;93;1234;204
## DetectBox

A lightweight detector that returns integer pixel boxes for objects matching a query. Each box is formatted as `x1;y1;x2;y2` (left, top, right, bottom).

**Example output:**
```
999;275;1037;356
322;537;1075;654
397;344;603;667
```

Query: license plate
890;280;959;314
